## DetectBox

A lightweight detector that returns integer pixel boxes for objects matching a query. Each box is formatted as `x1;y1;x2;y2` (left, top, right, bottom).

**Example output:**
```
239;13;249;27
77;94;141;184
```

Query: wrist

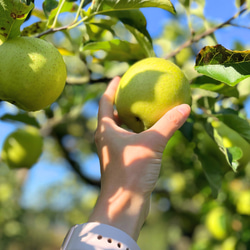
88;188;150;240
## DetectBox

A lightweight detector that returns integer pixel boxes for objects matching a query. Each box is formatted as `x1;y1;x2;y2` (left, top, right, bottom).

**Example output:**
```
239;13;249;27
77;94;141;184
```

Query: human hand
89;77;191;240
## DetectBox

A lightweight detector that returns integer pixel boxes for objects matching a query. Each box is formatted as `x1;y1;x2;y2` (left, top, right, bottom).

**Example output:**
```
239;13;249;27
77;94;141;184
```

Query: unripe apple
236;190;250;215
115;57;191;133
0;36;67;111
1;126;43;169
205;206;231;240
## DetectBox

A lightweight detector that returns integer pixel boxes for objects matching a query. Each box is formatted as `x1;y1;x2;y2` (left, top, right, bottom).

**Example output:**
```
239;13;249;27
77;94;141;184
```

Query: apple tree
0;0;250;249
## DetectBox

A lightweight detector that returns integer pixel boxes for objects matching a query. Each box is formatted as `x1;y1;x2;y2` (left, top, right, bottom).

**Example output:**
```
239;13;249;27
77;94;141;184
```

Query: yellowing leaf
57;48;74;56
195;45;250;86
0;0;34;43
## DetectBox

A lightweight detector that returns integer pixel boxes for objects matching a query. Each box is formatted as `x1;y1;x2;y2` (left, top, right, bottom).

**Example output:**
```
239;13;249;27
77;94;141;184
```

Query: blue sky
1;0;250;209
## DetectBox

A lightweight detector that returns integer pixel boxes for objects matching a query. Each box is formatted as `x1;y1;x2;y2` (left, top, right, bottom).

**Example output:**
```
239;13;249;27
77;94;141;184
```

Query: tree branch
229;23;250;29
52;131;101;188
35;25;69;38
165;7;248;59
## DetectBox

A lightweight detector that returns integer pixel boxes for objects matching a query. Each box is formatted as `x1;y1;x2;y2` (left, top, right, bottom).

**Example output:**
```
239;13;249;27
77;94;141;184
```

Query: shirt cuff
61;222;140;250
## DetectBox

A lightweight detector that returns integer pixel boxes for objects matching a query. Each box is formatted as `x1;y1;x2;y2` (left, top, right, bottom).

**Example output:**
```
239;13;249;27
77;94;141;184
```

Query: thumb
149;104;191;140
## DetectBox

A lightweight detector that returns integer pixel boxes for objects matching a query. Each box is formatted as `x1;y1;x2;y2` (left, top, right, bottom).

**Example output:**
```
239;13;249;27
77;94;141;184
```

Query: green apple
1;126;43;169
222;237;237;250
115;57;191;133
236;190;250;215
205;206;231;240
0;36;67;111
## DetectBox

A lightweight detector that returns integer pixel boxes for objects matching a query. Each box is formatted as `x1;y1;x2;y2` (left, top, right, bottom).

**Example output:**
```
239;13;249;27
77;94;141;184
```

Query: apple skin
0;36;67;111
115;57;191;133
1;126;43;169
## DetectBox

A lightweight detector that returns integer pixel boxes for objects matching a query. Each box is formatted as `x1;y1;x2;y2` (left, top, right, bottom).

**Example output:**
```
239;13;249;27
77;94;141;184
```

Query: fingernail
177;104;190;116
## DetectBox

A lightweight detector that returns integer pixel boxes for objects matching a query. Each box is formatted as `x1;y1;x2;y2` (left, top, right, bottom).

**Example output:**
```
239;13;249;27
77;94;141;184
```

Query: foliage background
0;0;250;249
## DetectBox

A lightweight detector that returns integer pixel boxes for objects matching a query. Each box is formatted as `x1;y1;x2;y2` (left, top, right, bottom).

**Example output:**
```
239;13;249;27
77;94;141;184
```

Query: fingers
98;76;120;121
149;104;191;140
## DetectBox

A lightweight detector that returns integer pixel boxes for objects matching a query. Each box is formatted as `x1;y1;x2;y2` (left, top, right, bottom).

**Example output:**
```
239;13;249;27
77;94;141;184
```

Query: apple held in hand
0;37;67;111
115;57;191;133
1;126;43;169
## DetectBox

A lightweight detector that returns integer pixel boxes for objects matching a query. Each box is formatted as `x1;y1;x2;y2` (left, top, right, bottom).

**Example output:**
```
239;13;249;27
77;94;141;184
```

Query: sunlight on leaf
91;0;176;14
81;39;146;61
195;45;250;86
191;75;239;98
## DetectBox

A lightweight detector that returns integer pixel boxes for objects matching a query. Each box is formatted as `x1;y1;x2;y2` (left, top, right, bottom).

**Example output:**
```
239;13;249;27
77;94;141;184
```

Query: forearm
88;189;150;241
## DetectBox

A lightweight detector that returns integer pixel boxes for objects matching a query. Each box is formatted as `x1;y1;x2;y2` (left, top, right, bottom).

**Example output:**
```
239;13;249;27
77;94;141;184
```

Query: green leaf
104;9;152;44
215;114;250;143
81;39;146;61
21;21;47;36
209;118;250;171
125;24;155;58
179;0;190;7
85;18;117;41
0;113;40;128
210;123;234;168
95;9;155;57
42;0;58;18
90;0;176;14
195;45;250;86
197;153;222;197
191;75;239;98
195;125;229;197
227;146;243;163
0;0;34;43
179;119;194;142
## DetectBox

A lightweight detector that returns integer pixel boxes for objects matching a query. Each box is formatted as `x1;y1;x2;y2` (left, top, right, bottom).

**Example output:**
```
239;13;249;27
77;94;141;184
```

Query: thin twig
165;7;248;59
36;2;90;38
229;23;250;29
35;25;69;38
51;0;66;29
53;131;101;187
73;0;85;23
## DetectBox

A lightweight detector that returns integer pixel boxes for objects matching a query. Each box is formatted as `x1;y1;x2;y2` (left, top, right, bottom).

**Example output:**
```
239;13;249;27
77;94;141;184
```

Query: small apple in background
236;190;250;215
0;36;67;111
1;126;43;169
115;57;191;133
205;206;231;240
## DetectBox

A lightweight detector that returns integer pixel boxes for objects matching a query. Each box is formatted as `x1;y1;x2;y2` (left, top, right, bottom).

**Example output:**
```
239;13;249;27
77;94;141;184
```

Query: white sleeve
61;222;141;250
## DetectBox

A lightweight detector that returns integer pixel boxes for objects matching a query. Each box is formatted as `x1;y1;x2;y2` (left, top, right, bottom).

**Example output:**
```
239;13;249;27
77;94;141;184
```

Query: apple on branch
115;57;192;133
